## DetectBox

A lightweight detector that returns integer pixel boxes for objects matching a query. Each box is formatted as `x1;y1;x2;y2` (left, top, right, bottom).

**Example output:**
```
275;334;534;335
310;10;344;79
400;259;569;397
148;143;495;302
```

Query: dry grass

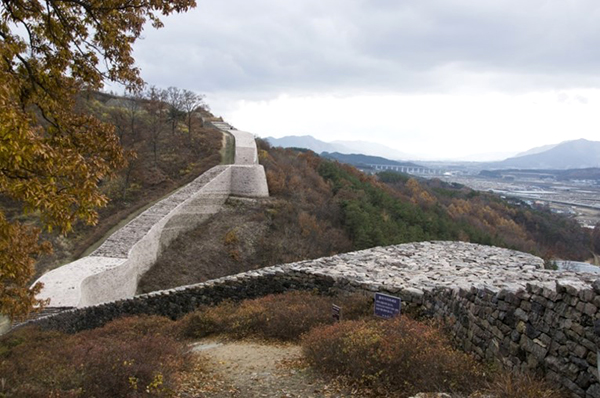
0;293;568;398
482;371;569;398
176;291;372;341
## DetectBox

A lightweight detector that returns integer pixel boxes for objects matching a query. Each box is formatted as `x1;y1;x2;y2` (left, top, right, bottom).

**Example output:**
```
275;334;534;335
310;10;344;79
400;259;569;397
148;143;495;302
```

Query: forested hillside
140;139;592;292
25;90;225;277
260;140;590;261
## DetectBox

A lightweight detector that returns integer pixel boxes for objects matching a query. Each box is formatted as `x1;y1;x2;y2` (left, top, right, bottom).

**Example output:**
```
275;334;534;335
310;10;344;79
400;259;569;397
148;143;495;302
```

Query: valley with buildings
275;136;600;229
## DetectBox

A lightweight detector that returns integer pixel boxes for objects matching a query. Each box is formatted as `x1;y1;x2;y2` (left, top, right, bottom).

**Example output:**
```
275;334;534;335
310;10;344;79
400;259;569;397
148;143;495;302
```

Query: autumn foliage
302;316;485;396
258;140;591;262
177;291;372;341
0;1;196;318
301;316;567;398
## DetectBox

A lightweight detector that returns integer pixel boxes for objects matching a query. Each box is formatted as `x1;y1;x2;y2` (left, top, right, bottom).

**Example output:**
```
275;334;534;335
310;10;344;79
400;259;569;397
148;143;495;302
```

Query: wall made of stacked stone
411;283;600;398
22;255;600;398
26;267;337;334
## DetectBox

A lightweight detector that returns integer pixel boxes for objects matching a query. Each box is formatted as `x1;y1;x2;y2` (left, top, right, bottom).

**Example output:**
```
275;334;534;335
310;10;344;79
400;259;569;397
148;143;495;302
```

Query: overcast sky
131;0;600;160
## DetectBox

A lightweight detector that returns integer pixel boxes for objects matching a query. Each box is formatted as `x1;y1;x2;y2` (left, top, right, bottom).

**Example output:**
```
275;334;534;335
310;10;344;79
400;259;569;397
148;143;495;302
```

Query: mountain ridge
491;138;600;169
265;135;410;160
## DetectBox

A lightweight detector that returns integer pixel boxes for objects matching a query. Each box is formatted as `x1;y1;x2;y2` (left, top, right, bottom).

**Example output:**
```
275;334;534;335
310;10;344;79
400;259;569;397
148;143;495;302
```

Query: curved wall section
34;126;269;308
25;241;600;397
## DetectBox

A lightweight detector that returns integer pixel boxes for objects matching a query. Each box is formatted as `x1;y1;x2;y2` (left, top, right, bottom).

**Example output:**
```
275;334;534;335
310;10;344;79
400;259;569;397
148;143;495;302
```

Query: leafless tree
166;86;184;135
123;90;143;141
145;86;168;165
181;89;207;136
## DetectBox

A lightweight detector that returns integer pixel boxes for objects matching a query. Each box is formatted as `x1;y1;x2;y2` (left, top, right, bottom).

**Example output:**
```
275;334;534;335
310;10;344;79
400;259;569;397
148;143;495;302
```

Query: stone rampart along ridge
27;241;600;397
211;122;269;197
34;124;268;308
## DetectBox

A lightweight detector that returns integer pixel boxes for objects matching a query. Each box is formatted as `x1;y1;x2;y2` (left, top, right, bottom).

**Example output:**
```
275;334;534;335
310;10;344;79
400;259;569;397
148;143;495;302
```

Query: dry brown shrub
266;169;286;195
0;316;185;397
301;316;485;397
176;291;371;341
484;371;568;398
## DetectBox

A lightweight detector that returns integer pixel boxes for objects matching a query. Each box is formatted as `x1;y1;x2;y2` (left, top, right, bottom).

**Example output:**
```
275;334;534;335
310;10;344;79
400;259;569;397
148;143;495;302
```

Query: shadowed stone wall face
34;125;268;308
27;241;600;397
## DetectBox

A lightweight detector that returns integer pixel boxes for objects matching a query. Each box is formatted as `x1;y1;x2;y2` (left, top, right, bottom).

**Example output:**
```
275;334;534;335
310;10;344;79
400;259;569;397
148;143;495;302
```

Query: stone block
514;307;529;321
587;383;600;398
520;300;532;311
521;335;548;360
581;289;595;303
584;303;598;317
593;279;600;294
573;344;589;358
562;376;585;395
545;355;568;373
542;286;561;302
525;322;542;339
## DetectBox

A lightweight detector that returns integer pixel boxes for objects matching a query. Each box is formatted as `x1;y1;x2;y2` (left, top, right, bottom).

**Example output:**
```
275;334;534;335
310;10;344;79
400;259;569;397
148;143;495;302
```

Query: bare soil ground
176;338;357;398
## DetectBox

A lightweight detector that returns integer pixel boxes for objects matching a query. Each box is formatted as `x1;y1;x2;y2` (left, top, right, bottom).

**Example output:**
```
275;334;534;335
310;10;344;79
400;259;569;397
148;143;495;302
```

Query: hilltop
265;135;412;159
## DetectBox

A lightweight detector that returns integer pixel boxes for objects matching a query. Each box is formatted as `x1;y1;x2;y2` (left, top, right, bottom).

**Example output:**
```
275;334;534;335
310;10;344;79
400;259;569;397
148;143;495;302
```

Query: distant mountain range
265;135;411;160
513;143;558;158
491;139;600;169
266;135;600;170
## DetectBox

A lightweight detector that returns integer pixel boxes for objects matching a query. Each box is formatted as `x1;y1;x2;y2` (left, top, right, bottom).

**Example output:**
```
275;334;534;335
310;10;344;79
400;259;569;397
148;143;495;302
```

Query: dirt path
176;338;356;398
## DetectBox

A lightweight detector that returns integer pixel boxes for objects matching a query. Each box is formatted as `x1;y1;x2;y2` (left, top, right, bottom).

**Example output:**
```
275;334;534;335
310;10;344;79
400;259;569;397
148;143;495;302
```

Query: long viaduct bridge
368;163;446;176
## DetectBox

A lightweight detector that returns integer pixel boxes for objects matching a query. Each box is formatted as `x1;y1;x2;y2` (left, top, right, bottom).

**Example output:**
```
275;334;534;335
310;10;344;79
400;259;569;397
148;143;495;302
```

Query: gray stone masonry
25;241;600;397
33;125;268;308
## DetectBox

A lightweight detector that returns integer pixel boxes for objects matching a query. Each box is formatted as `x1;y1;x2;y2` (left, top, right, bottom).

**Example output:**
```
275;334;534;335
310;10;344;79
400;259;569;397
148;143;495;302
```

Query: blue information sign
374;293;401;318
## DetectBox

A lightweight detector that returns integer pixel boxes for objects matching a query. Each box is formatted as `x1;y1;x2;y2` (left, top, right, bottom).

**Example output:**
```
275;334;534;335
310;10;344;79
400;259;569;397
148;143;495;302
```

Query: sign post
332;304;341;322
374;293;401;319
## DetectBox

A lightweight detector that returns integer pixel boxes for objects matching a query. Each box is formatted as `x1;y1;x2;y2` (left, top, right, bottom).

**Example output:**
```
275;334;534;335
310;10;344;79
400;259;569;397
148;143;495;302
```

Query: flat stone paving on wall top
286;241;597;294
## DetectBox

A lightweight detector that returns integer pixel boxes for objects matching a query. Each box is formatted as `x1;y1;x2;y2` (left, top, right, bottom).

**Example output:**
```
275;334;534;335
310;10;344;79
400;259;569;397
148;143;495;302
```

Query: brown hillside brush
0;316;185;397
301;316;485;397
482;371;568;398
176;291;371;341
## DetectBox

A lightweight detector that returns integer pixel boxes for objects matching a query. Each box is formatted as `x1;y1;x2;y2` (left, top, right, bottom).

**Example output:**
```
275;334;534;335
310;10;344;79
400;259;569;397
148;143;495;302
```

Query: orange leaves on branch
0;213;50;320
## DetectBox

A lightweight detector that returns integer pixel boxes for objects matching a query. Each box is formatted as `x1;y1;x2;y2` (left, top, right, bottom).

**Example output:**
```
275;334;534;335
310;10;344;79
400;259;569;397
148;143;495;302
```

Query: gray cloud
132;0;600;97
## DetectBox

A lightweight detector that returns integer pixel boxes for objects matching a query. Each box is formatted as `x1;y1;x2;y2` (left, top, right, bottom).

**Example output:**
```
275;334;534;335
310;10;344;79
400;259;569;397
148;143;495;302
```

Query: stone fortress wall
26;124;600;397
28;241;600;397
34;122;268;308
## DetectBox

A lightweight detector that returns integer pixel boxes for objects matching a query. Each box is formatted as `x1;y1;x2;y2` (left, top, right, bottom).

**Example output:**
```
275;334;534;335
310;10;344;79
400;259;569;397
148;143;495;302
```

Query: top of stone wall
282;241;599;294
91;166;229;258
230;130;259;164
